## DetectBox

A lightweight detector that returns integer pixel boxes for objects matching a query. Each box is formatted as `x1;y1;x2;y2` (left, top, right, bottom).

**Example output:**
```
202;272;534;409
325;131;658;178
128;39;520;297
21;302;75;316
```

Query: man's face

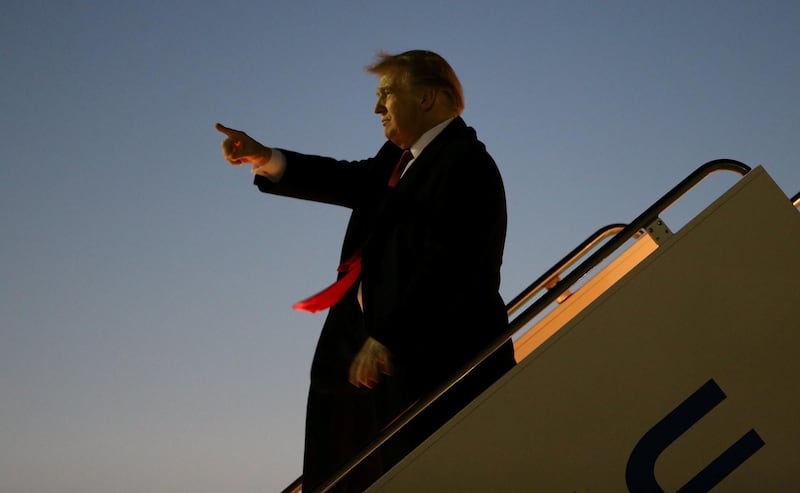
374;70;425;149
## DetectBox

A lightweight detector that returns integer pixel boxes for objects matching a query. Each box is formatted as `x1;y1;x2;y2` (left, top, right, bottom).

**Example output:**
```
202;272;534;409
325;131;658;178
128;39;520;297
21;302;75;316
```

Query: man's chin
384;130;400;146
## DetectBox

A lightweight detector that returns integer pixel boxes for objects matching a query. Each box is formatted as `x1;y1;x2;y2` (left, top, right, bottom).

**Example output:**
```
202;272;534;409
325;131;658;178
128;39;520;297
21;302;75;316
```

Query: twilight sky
2;1;798;492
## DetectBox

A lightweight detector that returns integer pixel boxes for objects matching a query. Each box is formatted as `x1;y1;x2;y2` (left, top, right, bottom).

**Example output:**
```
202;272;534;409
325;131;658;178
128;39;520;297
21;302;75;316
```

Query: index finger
215;122;240;137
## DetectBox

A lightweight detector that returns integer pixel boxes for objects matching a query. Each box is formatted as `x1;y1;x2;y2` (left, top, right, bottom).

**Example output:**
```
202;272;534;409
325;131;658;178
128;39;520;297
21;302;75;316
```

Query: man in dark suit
217;50;515;492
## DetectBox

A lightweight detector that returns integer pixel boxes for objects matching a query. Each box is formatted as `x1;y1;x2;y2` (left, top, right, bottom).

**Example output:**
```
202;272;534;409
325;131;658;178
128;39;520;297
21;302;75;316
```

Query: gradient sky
2;1;799;492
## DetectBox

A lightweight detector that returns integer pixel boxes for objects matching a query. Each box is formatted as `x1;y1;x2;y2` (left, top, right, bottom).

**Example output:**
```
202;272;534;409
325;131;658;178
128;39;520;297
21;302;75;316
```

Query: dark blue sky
2;1;798;491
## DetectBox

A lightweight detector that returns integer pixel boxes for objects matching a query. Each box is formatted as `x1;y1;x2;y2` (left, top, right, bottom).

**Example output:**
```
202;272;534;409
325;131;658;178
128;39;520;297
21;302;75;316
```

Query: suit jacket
255;117;515;490
256;116;510;384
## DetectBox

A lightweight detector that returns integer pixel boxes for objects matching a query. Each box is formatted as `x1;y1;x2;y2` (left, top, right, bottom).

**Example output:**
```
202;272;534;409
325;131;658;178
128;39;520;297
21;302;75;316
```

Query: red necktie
293;150;413;313
387;149;413;187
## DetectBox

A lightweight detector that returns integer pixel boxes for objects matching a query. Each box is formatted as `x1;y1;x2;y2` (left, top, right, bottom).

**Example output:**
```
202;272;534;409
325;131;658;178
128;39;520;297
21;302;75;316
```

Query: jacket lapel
394;117;466;189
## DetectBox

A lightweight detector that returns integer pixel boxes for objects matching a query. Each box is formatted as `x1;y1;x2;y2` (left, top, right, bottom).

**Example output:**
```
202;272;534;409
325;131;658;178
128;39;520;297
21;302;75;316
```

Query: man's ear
419;87;437;111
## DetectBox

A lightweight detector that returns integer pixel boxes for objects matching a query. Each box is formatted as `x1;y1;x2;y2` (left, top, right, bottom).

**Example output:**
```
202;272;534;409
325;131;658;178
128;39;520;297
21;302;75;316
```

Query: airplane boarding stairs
284;161;800;492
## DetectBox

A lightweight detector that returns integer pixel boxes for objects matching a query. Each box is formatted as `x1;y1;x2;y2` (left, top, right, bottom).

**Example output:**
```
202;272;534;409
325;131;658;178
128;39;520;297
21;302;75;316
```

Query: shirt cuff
251;148;287;181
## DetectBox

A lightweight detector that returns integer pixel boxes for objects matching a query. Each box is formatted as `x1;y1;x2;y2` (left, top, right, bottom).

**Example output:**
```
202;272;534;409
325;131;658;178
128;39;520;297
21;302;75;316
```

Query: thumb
377;353;393;375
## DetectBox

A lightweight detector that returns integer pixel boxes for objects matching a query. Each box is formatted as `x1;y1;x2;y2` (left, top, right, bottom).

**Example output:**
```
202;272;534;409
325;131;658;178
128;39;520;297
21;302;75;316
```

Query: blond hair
366;50;464;114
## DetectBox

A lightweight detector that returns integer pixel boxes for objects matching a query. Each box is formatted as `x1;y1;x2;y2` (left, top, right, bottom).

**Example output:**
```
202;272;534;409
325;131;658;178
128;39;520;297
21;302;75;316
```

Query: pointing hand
215;123;272;166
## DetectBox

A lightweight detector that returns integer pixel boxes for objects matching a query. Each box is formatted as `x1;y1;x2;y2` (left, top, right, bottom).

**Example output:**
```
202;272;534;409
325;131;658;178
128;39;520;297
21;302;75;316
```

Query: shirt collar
409;117;455;160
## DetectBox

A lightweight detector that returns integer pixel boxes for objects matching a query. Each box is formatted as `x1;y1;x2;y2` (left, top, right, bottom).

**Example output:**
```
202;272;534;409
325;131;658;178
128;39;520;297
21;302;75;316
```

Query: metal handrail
281;477;302;493
505;223;629;316
294;159;752;493
792;191;800;208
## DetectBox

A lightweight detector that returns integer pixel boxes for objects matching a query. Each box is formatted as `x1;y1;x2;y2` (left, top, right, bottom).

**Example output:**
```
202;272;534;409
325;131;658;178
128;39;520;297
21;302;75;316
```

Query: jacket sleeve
253;141;403;209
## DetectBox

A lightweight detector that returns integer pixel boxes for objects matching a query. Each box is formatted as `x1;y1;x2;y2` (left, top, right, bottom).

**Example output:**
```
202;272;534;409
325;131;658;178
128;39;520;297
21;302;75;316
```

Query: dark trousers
301;339;515;492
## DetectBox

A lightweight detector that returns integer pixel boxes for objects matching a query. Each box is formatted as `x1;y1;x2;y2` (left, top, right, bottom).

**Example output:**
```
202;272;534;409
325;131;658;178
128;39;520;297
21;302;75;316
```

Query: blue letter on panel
625;378;764;492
